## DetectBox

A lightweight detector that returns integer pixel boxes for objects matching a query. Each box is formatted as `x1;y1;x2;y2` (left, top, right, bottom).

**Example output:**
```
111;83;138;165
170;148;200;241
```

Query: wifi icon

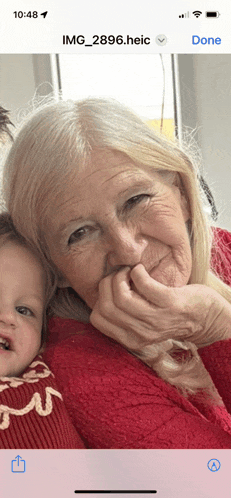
193;10;202;18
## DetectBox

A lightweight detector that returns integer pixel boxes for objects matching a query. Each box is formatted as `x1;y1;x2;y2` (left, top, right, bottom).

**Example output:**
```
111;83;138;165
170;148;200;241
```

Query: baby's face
0;241;45;377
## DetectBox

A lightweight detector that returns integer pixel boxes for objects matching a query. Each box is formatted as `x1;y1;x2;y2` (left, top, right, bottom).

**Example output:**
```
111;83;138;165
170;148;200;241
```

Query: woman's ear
179;192;190;222
172;174;191;223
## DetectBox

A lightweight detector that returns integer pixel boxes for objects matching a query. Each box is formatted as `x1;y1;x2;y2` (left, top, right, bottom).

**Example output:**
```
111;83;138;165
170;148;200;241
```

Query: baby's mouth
0;337;10;351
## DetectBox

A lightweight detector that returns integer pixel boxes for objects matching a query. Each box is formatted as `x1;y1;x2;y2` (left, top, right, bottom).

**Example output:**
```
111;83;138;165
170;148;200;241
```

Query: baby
0;212;54;377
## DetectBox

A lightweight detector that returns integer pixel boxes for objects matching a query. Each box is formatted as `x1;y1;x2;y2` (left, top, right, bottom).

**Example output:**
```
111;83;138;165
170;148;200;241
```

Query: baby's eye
68;226;95;245
124;194;150;211
16;306;34;317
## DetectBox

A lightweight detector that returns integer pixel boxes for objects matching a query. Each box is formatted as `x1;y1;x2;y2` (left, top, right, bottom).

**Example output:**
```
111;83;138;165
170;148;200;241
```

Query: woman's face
46;150;192;309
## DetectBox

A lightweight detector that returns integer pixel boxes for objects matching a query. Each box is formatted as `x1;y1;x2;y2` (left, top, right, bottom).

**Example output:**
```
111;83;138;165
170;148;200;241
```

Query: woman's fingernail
132;263;143;271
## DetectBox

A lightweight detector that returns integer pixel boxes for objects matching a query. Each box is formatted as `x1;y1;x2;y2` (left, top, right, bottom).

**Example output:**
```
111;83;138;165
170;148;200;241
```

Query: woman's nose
106;225;147;269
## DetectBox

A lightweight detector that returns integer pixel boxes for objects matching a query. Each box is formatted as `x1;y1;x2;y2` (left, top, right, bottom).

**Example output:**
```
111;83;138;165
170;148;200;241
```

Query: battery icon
205;11;220;17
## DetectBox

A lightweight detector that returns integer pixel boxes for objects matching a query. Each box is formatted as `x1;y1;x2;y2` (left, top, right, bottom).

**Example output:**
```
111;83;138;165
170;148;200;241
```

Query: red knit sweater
1;227;231;449
0;357;85;448
41;228;231;449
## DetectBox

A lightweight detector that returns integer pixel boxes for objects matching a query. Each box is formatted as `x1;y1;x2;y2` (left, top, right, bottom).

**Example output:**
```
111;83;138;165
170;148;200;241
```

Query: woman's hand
90;264;231;351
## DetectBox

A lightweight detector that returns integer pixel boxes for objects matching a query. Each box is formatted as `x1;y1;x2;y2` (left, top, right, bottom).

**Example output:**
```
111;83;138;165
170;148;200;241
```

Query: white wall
179;54;231;231
1;54;231;231
195;55;231;231
0;54;53;123
0;54;36;122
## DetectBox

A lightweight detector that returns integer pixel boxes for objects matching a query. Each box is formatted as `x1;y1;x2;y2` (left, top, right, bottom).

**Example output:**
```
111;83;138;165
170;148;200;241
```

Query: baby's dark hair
0;106;14;141
0;212;53;344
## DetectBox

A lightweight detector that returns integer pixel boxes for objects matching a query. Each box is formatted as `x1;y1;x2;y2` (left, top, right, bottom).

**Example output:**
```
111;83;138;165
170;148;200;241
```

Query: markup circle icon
207;459;221;472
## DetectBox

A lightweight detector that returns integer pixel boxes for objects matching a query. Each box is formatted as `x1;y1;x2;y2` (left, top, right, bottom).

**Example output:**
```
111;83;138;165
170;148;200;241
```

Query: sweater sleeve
43;319;231;449
41;228;231;450
201;228;231;412
199;339;231;414
0;355;85;449
211;227;231;286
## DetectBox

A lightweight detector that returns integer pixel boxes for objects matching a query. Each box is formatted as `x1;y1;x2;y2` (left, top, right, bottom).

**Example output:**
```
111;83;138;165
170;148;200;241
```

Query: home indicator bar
74;492;158;494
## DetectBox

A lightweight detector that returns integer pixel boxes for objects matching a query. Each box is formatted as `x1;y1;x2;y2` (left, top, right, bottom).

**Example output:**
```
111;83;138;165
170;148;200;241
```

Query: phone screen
0;1;230;497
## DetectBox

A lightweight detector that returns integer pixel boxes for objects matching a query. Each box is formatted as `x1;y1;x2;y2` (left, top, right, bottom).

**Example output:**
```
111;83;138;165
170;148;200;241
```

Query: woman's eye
68;226;94;245
124;194;150;211
16;306;34;317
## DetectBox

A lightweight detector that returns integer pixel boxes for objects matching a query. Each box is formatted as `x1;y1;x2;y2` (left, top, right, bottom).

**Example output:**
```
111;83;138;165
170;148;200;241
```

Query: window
58;54;175;138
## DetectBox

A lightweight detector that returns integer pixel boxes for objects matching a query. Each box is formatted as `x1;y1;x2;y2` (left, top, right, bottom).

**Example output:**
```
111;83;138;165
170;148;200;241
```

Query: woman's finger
130;264;174;307
90;302;142;349
109;268;168;326
111;267;148;307
99;267;176;328
97;270;150;328
97;272;116;316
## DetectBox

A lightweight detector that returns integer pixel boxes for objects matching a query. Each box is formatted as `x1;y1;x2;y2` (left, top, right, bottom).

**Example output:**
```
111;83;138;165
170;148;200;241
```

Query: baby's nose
0;307;17;328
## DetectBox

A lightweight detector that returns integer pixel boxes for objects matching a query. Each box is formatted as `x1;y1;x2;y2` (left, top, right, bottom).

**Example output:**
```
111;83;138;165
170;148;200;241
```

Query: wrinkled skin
46;150;231;350
91;264;231;351
48;150;192;303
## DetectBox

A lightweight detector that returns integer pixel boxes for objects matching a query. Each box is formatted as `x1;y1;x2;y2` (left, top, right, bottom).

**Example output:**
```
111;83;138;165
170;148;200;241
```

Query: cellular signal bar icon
179;11;190;18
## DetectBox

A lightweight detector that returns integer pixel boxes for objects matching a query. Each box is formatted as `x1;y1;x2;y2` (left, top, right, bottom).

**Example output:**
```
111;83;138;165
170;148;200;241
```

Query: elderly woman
3;98;231;448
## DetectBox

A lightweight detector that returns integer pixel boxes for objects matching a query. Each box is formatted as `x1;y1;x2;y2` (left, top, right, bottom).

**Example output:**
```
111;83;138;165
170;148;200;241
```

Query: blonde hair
3;97;231;398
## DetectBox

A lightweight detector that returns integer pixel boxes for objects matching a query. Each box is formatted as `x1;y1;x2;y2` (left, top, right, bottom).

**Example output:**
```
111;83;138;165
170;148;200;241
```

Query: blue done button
192;35;221;45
